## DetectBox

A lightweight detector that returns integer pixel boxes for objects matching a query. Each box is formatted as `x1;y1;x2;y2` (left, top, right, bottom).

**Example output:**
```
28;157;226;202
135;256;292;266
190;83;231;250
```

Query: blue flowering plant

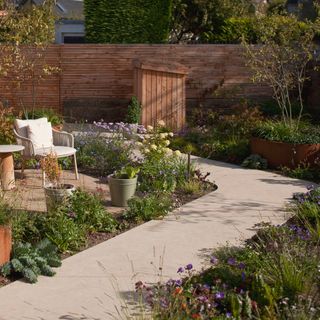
75;122;141;176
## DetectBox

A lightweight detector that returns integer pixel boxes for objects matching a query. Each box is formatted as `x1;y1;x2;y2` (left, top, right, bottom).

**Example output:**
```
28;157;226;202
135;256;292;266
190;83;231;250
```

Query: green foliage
1;239;61;283
76;133;134;176
84;0;172;43
178;179;202;195
281;162;320;183
241;154;268;170
38;212;87;253
125;97;142;124
170;0;255;43
139;156;189;193
114;166;140;179
253;120;320;144
204;17;258;44
124;193;173;222
60;189;117;233
0;199;11;226
201;139;250;163
244;15;317;130
0;103;15;144
23;108;63;126
0;2;58;111
10;190;117;253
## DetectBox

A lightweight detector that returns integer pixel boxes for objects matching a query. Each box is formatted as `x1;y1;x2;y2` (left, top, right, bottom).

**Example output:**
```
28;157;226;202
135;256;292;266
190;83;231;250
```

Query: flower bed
136;185;320;319
0;120;217;286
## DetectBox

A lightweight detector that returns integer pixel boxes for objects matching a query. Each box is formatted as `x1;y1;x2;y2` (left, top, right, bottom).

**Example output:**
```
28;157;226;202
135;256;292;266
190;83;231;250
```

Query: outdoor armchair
13;118;79;185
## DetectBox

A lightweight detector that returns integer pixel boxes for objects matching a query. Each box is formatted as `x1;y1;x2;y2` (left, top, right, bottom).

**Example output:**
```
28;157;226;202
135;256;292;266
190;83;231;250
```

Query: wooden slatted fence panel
0;44;273;123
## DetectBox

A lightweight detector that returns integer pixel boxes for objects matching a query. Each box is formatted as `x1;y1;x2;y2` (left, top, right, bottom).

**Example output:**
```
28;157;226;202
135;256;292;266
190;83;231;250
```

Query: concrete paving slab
0;158;311;320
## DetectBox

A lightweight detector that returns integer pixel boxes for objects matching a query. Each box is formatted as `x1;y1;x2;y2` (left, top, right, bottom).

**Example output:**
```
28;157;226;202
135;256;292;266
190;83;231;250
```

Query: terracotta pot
53;124;63;131
250;137;320;169
0;226;12;266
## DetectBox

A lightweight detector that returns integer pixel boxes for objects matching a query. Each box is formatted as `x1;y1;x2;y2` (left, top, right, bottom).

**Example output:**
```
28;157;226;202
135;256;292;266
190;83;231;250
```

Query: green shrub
41;212;87;253
253;120;320;144
61;189;117;233
22;108;63;126
125;96;142;124
76;133;134;176
124;193;173;222
1;239;61;283
0;104;15;145
84;0;172;43
201;139;250;163
281;162;320;182
241;154;268;170
206;17;258;44
0;200;12;226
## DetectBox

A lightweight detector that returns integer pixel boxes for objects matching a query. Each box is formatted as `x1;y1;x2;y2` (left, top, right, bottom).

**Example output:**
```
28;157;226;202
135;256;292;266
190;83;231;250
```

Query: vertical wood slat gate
133;60;188;131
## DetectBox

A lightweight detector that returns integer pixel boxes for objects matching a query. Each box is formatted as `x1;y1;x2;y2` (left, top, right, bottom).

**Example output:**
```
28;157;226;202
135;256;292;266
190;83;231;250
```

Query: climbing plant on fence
84;0;172;43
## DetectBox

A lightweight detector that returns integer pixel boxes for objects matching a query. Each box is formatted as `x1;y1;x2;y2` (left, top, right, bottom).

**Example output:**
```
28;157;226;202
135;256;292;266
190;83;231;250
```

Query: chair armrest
13;129;35;157
52;129;74;148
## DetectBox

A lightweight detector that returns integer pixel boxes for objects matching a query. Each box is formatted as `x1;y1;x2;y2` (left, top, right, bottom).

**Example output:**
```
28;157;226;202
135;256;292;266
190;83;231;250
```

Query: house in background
17;0;85;43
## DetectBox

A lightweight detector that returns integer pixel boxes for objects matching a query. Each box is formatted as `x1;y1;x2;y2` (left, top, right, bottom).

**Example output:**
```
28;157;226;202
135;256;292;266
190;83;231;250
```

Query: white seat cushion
15;118;48;138
27;121;53;150
35;146;76;158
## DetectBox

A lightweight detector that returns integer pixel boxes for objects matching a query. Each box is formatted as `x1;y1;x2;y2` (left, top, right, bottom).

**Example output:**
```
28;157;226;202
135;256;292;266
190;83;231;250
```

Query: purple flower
226;312;232;318
67;212;76;219
175;279;182;286
210;256;219;265
227;257;236;266
215;291;225;299
238;262;246;270
177;267;184;273
241;272;246;281
185;263;193;270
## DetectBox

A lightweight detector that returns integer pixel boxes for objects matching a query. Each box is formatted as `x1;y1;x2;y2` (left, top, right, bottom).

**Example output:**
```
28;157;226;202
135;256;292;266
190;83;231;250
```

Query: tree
169;0;255;43
244;15;318;129
84;0;172;43
0;1;58;113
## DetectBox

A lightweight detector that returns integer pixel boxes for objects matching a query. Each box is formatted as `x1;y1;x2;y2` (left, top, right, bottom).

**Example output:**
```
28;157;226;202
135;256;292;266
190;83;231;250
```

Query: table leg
0;152;15;191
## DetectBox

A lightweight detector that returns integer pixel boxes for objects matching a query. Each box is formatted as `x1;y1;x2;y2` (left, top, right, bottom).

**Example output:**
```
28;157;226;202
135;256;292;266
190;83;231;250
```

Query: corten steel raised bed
250;137;320;169
0;226;12;266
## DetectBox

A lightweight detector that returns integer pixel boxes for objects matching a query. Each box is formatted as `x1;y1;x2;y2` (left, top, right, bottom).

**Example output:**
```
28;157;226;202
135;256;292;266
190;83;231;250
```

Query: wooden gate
133;60;188;131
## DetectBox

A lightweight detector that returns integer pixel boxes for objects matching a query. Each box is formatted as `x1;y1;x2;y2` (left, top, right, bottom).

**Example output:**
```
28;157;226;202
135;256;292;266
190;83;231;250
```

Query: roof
18;0;84;20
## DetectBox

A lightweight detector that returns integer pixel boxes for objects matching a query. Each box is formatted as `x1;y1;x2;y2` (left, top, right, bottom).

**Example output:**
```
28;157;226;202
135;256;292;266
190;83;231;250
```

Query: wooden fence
0;44;273;123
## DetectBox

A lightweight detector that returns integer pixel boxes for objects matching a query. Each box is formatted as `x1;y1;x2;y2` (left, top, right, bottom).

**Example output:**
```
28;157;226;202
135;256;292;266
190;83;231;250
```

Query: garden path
0;158;311;320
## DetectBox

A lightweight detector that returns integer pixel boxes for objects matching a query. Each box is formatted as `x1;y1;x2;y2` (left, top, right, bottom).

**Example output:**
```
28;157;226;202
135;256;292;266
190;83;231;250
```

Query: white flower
150;144;157;150
168;132;174;137
144;134;150;139
174;150;182;157
160;133;168;139
135;142;143;147
164;140;170;146
164;148;173;155
147;125;154;132
158;120;165;127
144;148;150;153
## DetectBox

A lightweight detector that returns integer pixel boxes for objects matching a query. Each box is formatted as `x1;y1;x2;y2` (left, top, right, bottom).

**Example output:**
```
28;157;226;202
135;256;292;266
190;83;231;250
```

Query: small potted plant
40;152;75;211
0;202;12;266
108;166;140;207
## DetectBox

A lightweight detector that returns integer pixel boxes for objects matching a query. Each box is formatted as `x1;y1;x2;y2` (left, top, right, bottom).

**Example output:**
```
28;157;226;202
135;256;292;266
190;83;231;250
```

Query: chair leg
73;154;79;180
21;157;26;175
42;169;46;187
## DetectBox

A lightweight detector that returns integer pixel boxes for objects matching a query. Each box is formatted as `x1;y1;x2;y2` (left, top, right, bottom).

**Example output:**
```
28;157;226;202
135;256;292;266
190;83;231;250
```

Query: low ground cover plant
1;239;61;284
136;186;320;319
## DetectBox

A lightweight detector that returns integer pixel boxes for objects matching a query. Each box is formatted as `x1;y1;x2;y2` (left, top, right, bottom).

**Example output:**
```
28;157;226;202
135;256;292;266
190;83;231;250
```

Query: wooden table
0;145;24;191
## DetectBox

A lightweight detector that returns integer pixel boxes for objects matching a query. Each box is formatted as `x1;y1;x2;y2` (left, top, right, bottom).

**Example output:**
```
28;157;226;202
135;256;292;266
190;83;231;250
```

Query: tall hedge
84;0;172;43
